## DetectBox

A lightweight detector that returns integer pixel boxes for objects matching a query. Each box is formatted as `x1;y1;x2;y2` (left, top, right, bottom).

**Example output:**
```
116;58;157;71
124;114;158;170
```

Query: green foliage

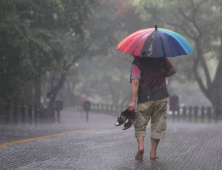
0;0;98;103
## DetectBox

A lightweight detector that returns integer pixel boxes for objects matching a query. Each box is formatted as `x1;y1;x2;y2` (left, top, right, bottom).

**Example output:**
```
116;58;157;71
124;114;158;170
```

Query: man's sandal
115;116;127;126
122;111;138;130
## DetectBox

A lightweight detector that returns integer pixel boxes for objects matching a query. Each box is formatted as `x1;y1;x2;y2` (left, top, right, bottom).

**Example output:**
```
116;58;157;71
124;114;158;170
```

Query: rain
0;0;222;169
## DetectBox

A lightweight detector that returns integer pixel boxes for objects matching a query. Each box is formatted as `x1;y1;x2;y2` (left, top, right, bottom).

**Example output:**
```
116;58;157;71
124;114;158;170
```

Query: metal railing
169;106;220;123
0;100;57;125
70;103;221;123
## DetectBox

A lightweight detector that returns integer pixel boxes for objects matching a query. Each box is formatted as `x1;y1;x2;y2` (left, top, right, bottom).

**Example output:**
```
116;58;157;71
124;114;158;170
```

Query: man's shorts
134;98;167;139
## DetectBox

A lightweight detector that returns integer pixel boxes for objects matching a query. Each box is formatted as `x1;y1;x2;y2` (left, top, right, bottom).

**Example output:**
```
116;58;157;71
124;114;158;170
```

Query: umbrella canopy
117;26;193;57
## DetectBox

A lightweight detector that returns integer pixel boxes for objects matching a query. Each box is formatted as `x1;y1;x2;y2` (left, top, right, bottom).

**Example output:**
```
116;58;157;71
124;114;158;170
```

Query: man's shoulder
132;58;143;70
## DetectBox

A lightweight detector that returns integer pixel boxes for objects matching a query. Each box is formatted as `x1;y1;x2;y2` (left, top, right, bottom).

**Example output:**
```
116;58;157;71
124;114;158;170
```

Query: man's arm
165;67;177;77
128;79;140;111
164;58;176;77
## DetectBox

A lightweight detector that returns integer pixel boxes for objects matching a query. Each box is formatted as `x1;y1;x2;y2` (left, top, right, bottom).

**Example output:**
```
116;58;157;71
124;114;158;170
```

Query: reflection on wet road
0;111;222;170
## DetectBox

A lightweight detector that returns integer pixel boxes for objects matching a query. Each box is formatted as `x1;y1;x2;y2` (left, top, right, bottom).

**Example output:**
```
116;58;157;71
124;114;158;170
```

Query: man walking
128;56;176;159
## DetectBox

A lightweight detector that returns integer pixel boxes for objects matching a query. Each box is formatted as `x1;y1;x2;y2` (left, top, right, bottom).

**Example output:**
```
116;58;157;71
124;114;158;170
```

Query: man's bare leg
150;138;160;159
135;136;144;159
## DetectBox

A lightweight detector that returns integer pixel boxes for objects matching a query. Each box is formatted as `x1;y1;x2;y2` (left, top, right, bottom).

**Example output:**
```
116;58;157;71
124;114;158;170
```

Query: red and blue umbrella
117;25;193;57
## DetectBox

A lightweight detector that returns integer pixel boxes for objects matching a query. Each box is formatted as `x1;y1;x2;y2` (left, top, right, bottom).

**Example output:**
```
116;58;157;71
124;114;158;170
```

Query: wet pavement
0;110;222;170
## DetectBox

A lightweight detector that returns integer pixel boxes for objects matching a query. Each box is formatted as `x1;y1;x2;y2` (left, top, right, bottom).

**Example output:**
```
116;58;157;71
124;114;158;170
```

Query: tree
0;0;64;104
46;0;98;109
0;0;98;107
134;0;222;113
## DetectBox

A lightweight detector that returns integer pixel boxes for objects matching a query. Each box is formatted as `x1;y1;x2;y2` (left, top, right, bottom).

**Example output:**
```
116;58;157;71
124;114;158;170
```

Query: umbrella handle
155;25;157;30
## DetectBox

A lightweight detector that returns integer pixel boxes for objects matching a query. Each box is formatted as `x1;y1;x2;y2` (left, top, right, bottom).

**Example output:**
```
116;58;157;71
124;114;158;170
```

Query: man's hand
128;101;136;111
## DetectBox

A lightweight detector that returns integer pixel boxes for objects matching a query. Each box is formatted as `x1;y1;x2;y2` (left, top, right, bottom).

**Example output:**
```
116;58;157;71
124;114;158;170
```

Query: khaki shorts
134;98;167;139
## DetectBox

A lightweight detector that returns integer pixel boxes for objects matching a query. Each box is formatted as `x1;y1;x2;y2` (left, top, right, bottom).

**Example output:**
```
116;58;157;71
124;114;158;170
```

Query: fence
170;106;221;123
72;103;126;115
71;103;221;123
1;100;220;124
0;100;57;125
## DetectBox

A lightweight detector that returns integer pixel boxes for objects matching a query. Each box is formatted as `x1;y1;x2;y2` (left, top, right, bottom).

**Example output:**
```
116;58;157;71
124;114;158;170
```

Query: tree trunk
48;73;67;109
67;81;76;107
210;57;222;114
108;80;119;105
34;74;41;107
194;43;222;114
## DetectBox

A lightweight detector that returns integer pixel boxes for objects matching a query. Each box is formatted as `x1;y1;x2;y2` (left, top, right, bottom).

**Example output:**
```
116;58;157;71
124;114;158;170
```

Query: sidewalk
0;110;115;144
0;110;222;170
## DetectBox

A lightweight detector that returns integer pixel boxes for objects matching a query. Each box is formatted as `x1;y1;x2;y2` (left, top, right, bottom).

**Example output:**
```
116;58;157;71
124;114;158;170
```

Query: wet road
0;110;222;170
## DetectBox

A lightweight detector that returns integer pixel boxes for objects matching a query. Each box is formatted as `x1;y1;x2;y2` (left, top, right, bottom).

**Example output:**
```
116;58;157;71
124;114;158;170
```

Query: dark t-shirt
130;57;173;104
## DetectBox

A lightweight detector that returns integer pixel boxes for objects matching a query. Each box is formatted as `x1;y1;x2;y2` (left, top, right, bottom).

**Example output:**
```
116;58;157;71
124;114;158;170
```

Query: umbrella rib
119;32;147;52
160;29;193;53
121;30;154;55
132;32;153;56
117;29;151;49
159;30;190;56
122;33;147;53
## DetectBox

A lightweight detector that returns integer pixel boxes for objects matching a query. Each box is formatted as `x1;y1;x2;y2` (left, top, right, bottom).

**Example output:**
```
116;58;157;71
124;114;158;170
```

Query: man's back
131;57;173;103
